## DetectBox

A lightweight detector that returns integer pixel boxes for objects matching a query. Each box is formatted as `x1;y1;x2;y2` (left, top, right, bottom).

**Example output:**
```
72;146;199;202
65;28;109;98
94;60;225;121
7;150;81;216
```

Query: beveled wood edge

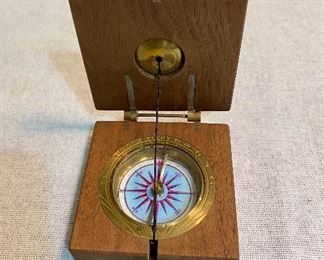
70;248;238;260
68;124;99;251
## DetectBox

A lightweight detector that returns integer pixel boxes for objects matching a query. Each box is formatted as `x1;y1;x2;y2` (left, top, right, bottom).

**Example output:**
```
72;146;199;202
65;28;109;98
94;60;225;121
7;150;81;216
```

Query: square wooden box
69;121;239;260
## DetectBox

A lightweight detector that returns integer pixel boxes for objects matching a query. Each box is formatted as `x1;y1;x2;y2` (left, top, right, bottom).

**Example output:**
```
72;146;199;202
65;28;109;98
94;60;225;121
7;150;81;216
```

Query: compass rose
119;159;196;224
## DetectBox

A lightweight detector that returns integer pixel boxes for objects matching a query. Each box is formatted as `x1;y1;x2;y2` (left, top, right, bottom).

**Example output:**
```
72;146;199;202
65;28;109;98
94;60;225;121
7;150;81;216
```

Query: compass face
118;159;197;224
99;136;215;239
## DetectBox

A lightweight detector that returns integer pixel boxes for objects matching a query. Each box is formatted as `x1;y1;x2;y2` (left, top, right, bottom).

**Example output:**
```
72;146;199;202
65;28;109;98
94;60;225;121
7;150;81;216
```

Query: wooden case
69;122;238;260
68;0;247;259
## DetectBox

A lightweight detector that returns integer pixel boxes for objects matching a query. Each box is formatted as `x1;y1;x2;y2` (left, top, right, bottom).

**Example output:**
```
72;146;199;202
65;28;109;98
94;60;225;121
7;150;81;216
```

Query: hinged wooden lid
69;0;247;111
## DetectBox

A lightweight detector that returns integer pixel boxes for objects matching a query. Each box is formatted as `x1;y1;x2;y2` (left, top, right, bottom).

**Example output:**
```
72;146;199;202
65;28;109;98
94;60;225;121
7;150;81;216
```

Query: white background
1;0;323;259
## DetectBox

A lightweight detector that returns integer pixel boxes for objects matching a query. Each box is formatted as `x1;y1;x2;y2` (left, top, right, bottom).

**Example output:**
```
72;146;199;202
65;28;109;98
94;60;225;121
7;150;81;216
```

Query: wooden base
69;122;239;259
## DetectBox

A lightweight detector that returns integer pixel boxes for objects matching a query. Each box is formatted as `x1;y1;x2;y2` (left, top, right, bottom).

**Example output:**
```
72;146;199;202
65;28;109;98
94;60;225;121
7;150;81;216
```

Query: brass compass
99;136;215;239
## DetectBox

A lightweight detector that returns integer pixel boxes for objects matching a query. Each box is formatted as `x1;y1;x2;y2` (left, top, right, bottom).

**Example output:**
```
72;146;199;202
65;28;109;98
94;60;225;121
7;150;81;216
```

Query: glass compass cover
118;158;197;224
99;136;215;239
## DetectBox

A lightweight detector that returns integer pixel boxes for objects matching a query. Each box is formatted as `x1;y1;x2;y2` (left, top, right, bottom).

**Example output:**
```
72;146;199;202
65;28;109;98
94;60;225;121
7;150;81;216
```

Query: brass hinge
124;74;201;122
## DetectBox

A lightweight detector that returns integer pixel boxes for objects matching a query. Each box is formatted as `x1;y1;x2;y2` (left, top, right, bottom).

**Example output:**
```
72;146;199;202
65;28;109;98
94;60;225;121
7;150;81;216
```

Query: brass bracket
124;74;201;122
187;74;201;122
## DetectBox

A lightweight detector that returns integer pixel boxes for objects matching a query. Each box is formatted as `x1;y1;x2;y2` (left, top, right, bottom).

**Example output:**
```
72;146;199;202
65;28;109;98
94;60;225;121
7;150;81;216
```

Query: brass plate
99;136;215;239
135;38;184;75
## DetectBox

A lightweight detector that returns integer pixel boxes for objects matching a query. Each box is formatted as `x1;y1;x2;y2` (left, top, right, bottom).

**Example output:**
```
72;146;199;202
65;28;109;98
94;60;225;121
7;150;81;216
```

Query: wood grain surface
69;122;238;259
68;0;248;111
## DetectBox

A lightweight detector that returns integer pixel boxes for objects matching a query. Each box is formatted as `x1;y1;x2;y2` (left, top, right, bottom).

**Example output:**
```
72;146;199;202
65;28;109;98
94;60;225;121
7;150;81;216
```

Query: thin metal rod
152;57;162;241
149;56;162;260
138;113;187;118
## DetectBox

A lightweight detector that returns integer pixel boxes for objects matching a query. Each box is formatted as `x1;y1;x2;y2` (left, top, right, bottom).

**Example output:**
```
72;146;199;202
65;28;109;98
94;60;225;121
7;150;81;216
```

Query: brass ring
99;136;215;239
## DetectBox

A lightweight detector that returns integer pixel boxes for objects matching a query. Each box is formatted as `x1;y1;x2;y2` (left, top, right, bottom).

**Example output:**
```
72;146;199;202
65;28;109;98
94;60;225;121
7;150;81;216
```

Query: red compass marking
137;173;151;185
133;193;147;200
167;194;181;202
133;197;150;211
162;171;168;182
148;171;154;182
146;201;153;214
124;165;194;222
124;189;147;193
167;183;182;190
165;198;180;214
135;182;149;188
165;174;179;186
160;200;167;215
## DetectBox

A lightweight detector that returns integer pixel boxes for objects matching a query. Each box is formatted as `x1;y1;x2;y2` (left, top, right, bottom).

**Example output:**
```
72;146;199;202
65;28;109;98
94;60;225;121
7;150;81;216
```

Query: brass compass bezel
99;135;215;239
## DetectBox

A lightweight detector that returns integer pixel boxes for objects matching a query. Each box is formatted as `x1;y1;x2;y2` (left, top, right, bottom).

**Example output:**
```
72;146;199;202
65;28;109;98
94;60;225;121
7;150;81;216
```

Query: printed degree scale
68;1;248;259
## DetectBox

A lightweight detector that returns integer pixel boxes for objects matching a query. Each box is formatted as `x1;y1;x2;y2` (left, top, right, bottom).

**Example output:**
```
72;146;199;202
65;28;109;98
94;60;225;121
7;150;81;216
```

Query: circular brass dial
135;38;184;75
99;136;215;239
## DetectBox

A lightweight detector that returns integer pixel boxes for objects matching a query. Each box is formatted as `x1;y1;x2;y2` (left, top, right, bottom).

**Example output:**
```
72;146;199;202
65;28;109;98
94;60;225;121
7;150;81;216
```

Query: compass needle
159;154;168;182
